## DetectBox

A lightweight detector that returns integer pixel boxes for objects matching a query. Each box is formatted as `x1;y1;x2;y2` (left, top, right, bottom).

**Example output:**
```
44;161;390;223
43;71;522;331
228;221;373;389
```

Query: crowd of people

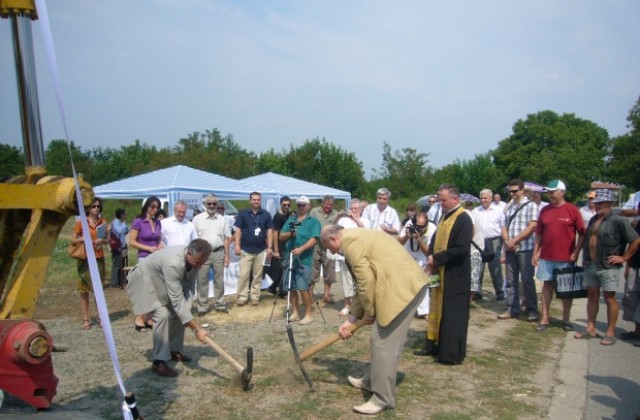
71;182;640;414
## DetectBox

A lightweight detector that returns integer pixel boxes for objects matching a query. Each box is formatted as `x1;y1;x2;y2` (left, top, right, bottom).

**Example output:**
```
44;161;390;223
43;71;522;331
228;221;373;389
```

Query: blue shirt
234;208;273;254
111;218;129;247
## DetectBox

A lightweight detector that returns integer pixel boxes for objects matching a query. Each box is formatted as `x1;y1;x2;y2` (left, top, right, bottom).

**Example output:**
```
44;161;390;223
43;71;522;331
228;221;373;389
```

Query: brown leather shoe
170;351;193;362
152;361;178;377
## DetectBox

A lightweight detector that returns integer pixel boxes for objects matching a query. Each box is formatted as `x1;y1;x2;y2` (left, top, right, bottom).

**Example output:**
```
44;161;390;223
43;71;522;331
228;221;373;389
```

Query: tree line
1;96;638;202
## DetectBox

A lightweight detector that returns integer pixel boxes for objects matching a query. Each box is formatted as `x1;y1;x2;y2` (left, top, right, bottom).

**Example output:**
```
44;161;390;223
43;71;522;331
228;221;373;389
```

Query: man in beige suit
126;239;212;377
321;225;428;415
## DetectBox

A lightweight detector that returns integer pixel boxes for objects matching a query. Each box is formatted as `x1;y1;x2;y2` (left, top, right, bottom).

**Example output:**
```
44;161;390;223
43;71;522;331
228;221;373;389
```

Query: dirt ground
1;275;564;419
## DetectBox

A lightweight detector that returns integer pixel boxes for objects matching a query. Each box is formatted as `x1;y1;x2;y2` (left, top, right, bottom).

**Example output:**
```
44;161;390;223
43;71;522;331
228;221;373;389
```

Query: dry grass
2;229;568;419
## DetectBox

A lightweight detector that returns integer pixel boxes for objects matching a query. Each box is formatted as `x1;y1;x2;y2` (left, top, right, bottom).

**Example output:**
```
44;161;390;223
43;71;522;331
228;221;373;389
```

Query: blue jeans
504;249;538;316
482;237;504;296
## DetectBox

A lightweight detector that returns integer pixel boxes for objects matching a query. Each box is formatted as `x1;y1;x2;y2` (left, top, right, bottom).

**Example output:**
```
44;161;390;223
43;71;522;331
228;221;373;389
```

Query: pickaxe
286;318;368;389
203;336;253;391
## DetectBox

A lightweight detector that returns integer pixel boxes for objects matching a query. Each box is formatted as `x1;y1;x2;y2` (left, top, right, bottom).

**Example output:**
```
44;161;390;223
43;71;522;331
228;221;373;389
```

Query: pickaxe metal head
240;347;253;391
286;324;314;390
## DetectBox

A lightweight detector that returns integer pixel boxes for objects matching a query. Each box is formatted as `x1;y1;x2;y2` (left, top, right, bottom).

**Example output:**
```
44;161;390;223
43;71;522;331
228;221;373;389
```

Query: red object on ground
0;319;58;408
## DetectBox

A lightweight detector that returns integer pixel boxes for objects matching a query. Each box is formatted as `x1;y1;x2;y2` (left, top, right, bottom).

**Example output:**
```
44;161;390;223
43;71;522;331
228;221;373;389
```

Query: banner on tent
176;193;204;219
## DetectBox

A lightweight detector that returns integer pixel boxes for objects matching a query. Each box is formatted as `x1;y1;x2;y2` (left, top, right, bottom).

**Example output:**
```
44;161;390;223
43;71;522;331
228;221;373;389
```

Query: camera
408;224;425;235
288;221;301;232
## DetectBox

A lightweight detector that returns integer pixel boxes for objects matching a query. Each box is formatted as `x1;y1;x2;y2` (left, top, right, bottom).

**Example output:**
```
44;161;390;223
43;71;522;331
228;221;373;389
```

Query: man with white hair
363;187;401;235
193;194;232;315
162;200;197;247
472;189;506;300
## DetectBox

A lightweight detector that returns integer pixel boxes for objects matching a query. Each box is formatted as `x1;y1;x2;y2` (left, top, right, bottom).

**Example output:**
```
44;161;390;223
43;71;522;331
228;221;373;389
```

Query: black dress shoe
170;351;193;362
413;348;436;357
152;361;178;377
266;286;278;295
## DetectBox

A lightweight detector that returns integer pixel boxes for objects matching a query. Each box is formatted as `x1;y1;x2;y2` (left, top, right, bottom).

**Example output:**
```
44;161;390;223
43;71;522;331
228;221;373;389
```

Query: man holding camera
398;212;437;321
268;196;293;297
279;196;321;325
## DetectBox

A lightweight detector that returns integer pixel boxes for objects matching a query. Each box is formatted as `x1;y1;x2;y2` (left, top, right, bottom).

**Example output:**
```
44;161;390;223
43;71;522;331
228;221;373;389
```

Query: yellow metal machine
1;0;93;408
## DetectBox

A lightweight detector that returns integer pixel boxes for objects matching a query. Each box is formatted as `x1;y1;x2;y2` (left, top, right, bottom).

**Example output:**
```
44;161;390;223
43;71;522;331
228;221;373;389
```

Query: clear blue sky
1;0;639;177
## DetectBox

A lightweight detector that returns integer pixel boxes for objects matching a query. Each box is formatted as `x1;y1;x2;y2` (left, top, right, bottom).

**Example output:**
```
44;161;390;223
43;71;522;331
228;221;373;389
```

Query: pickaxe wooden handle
203;336;253;391
299;318;369;361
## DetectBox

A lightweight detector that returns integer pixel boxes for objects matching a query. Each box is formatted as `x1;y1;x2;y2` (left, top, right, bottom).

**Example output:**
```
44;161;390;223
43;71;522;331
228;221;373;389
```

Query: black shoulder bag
471;240;495;263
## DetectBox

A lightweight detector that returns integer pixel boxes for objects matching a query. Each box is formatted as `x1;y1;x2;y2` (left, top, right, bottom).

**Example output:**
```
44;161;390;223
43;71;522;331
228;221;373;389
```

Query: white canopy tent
240;172;351;214
93;165;278;216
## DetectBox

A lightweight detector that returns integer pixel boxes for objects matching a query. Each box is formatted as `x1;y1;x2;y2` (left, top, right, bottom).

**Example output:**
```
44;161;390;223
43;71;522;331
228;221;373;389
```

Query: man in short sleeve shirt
499;179;539;321
532;180;586;332
192;194;231;315
234;192;273;306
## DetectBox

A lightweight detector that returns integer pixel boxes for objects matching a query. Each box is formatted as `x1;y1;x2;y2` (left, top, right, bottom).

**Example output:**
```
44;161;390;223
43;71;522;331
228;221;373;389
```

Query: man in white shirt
580;191;597;227
492;192;507;212
427;194;443;225
363;187;401;235
161;200;197;247
473;189;506;300
192;194;232;315
621;191;640;226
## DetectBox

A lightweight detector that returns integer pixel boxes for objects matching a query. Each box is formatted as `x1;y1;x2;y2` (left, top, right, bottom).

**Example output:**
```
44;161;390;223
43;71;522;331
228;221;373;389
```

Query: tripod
268;222;325;324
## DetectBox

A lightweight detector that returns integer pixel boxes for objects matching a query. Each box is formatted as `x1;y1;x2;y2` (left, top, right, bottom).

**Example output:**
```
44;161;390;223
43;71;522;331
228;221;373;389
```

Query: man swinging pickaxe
289;225;430;415
286;318;369;390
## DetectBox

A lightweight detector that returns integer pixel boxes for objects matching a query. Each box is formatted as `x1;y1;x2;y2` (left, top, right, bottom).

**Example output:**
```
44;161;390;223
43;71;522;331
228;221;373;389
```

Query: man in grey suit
126;238;212;377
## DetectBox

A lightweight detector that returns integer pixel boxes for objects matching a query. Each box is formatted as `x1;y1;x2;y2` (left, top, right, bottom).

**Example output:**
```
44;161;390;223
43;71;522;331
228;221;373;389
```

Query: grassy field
2;198;569;418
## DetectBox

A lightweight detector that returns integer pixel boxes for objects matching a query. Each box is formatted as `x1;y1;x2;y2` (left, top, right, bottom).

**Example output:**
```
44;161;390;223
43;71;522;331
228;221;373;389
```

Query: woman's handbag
109;231;122;251
471;240;495;263
67;241;87;260
554;265;587;299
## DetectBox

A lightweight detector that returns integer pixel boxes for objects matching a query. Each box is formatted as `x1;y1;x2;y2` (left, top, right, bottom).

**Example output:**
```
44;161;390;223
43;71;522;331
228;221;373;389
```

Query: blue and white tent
94;165;278;215
240;172;351;214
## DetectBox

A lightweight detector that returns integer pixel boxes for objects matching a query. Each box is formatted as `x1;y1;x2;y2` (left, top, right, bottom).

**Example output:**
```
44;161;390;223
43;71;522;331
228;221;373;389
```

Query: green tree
608;96;640;190
254;148;289;175
0;143;25;179
372;141;432;199
492;111;609;199
431;153;506;196
282;138;365;196
45;139;92;178
174;129;255;178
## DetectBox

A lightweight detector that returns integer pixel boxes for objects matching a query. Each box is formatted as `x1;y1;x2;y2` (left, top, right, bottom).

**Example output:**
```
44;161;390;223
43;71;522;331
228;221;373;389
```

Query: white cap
296;195;311;205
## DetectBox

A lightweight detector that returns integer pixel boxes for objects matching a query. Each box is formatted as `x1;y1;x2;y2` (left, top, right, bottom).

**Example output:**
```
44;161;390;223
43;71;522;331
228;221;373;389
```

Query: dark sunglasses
509;189;520;194
205;202;218;207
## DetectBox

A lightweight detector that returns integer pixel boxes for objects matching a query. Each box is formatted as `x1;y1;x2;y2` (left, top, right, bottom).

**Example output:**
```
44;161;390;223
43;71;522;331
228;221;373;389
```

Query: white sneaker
353;400;385;415
348;376;372;392
339;307;350;316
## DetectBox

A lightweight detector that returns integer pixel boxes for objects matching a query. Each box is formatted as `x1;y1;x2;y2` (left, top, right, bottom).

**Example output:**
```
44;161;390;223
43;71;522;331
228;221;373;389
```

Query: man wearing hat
575;189;640;346
279;196;322;325
533;180;586;332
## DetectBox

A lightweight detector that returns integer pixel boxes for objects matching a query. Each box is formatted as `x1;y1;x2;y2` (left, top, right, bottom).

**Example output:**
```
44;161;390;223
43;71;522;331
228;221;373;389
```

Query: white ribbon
34;1;134;418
